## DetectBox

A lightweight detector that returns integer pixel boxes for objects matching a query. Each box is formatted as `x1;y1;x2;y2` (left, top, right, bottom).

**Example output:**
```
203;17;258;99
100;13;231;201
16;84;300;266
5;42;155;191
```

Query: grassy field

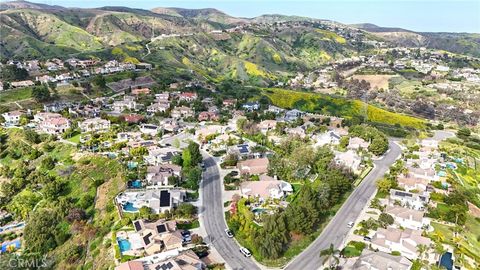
0;88;33;104
351;74;398;90
262;88;426;129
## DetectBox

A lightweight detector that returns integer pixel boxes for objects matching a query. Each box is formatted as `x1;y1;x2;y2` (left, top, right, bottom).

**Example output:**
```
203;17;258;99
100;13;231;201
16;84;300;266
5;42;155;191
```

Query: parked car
363;236;372;242
225;229;234;238
347;221;354;228
240;247;251;257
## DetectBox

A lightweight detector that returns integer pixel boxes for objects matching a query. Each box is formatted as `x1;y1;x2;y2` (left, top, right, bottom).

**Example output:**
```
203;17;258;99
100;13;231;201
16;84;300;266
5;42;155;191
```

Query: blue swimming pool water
439;252;453;270
131;180;142;188
117;238;131;253
1;239;21;253
122;202;138;212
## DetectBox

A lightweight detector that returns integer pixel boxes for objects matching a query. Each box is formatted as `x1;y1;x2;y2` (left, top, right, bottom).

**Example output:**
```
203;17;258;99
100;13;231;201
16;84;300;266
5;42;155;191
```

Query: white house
79;118;110;133
146;164;182;186
116;189;186;214
385;205;431;231
38;116;70;135
2;111;23;126
240;177;293;201
314;131;341;147
334;150;361;173
140;124;161;136
389;189;429;211
371;227;431;260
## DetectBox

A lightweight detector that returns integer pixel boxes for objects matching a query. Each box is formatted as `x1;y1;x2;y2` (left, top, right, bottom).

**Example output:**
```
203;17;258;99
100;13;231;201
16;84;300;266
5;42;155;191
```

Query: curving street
199;154;260;270
200;140;401;270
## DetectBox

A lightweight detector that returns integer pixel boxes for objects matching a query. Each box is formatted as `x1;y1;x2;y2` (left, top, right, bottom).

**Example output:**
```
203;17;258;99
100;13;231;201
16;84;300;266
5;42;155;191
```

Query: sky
10;0;480;33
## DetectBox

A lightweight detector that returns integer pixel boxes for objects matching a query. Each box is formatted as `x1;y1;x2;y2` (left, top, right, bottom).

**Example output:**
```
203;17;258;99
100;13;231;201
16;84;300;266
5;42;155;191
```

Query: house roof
238;158;269;175
385;205;424;223
350;249;412;270
115;261;144;270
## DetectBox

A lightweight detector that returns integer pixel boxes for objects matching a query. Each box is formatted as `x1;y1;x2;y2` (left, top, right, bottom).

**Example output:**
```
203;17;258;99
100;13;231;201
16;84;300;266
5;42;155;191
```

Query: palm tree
417;244;428;260
319;243;341;269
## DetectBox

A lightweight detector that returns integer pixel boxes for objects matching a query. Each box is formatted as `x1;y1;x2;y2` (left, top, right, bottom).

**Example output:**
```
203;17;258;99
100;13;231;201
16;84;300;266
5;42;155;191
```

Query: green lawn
177;219;200;230
0;87;32;104
67;134;81;144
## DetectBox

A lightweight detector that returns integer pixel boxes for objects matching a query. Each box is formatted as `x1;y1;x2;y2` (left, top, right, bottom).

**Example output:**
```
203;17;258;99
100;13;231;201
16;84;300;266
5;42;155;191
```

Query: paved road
200;154;260;270
284;140;402;270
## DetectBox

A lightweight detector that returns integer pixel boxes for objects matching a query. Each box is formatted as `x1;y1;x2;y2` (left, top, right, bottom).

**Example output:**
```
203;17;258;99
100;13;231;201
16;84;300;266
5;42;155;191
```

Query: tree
319;244;341;268
377;177;394;194
41;156;56;170
369;137;389;156
378;213;394;228
23;209;64;254
92;75;106;89
138;206;152;219
32;85;51;102
24;129;40;144
0;65;28;81
174;203;197;218
457;128;471;138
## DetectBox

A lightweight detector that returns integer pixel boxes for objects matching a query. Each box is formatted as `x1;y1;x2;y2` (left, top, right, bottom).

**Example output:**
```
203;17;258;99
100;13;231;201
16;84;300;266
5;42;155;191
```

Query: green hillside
262;88;426;128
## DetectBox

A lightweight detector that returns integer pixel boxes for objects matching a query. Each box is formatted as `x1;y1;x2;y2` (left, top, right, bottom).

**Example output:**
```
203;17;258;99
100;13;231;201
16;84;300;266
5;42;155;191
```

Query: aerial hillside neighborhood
0;1;479;270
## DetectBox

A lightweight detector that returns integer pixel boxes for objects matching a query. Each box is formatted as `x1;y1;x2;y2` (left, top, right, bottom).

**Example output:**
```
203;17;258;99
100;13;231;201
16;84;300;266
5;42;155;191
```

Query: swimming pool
130;180;142;189
439;252;453;270
1;239;21;253
122;202;138;212
117;238;132;253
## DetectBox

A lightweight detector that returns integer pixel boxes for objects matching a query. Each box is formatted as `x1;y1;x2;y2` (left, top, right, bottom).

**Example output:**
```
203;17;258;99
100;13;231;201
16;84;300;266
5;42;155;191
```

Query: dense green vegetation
0;128;125;269
262;88;425;129
228;141;354;266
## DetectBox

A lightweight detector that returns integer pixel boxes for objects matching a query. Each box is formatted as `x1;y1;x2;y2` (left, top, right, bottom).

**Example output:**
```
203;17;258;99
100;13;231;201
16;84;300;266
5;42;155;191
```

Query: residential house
242;102;260;111
389;189;429;211
385;205;430;231
334;150;362;173
145;148;180;165
258;120;277;134
397;176;429;192
286;126;307;138
222;99;237;107
267;105;285;114
198;111;219;122
11;80;34;88
147;102;170;114
284;109;304;122
117;132;142;142
314;131;341;147
238;158;269;175
116;189;186;214
155;92;170;102
38;116;70;135
137;250;205;270
406;166;438;181
146;165;182;186
348;137;370;150
1;111;23;126
371;227;431;260
171;106;194;119
123;114;144;124
113;96;138;112
115;219;183;257
342;249;412;270
131;87;151;96
79;118;110;133
140;124;161;136
34;112;63;122
240;178;292;201
178;92;198;102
